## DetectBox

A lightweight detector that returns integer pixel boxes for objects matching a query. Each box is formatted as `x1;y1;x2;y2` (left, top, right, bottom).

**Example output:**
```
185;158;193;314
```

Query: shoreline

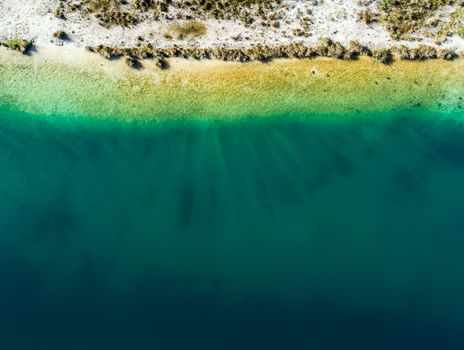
84;40;458;68
2;37;460;67
1;43;464;120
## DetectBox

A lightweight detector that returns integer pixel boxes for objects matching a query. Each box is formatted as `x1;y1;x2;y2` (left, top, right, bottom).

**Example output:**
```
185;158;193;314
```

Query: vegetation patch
372;48;393;64
170;0;284;26
1;39;32;54
169;20;207;39
357;9;380;24
131;0;170;12
86;39;457;71
436;6;464;40
60;0;286;27
53;31;68;40
379;0;457;39
62;0;137;28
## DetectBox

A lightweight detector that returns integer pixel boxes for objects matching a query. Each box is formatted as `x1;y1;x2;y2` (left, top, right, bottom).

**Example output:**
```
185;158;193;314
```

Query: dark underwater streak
1;108;464;349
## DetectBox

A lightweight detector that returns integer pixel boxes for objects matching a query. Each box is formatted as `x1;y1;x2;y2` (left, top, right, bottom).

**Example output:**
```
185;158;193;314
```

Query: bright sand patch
1;44;464;120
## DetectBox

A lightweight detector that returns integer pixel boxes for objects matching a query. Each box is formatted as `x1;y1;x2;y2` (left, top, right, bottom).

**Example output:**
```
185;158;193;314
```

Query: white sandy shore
1;0;464;54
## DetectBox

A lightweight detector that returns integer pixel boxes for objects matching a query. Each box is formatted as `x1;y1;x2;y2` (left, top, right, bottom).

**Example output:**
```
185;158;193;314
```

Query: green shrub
2;39;32;54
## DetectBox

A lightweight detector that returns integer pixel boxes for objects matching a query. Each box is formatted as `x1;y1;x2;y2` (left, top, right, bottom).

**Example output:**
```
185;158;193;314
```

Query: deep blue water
1;107;464;349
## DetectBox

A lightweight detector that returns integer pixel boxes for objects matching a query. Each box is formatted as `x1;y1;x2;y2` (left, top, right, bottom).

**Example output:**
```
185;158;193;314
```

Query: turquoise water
1;106;464;349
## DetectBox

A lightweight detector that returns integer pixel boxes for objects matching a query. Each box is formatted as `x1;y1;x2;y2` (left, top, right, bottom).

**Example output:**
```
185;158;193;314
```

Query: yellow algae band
1;46;464;120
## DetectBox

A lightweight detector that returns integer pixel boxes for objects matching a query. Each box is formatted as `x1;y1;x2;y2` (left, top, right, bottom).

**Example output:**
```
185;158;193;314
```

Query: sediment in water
1;45;464;120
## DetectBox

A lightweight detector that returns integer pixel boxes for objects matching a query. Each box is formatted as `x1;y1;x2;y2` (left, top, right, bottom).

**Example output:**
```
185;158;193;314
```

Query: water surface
1;106;464;349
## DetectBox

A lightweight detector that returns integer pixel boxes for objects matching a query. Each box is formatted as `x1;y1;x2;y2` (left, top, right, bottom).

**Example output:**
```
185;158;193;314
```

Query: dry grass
380;0;457;39
169;20;207;39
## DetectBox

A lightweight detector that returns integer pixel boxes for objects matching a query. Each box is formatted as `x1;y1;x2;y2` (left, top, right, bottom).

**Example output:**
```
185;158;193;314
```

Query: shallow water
1;106;464;349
